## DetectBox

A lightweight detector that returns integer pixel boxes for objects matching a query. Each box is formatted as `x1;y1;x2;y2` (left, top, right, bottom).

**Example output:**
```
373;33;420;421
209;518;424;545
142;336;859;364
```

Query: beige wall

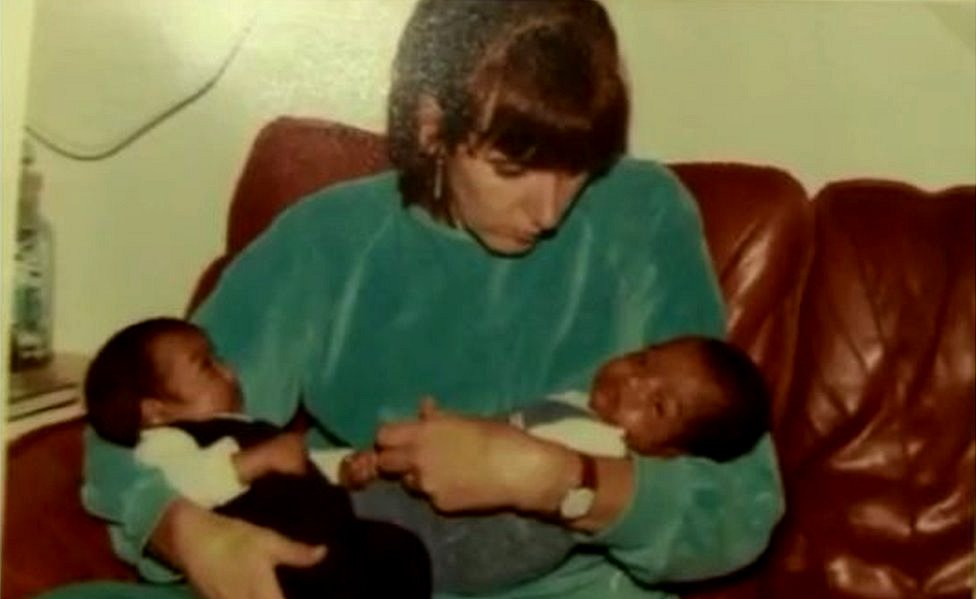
20;0;976;356
613;1;976;184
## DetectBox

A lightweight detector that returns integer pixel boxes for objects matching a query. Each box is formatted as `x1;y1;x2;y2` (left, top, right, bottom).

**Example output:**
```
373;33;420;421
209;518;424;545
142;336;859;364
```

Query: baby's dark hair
84;317;200;447
669;337;770;462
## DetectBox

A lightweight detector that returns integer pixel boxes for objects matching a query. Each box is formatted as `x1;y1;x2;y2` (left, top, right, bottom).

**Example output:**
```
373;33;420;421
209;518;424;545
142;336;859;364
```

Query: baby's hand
339;450;379;490
234;432;308;483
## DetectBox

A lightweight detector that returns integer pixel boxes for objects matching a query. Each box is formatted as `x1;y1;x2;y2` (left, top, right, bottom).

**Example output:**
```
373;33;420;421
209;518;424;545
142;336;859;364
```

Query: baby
338;335;771;593
589;334;769;461
83;317;432;599
86;318;769;596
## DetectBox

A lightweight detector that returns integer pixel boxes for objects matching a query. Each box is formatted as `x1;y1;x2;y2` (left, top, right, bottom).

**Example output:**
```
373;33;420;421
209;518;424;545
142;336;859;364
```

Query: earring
433;152;444;204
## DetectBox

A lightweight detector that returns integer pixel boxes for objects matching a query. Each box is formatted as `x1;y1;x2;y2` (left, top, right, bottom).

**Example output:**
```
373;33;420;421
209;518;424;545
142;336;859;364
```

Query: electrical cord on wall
25;14;255;162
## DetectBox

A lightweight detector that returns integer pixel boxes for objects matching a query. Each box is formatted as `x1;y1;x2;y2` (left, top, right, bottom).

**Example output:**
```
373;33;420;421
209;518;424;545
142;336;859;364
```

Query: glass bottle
10;140;54;370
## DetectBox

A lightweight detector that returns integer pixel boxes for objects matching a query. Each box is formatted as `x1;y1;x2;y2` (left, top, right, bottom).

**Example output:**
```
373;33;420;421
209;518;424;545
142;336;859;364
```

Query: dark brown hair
84;317;200;447
670;337;770;462
388;0;629;219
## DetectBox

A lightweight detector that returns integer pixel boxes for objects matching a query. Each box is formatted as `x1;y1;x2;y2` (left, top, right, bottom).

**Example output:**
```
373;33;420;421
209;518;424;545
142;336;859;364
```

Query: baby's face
148;329;242;423
590;344;708;455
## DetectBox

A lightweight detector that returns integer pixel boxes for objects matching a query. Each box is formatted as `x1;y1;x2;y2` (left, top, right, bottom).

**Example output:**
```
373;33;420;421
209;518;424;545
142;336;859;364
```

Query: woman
65;1;783;598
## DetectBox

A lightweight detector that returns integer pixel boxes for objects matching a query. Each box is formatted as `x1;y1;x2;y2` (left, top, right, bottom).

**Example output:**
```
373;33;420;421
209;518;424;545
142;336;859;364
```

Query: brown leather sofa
3;117;973;599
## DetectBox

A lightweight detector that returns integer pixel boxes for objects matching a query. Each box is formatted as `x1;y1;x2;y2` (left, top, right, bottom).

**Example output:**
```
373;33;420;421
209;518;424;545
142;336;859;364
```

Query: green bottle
11;140;54;371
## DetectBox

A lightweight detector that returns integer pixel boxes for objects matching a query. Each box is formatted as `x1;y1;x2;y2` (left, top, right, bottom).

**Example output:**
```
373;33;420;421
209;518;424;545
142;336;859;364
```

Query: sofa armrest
1;420;137;599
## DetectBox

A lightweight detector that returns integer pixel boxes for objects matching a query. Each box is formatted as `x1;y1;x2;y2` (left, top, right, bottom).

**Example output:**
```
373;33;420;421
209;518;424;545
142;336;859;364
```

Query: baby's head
84;318;242;447
590;336;768;462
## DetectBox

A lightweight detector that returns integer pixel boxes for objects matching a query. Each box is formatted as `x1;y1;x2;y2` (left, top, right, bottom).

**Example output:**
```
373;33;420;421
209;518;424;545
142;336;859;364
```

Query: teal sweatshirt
77;158;783;599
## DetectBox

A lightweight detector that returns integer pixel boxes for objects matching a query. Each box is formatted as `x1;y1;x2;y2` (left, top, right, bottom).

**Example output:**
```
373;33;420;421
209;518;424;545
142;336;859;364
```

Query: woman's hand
374;397;579;514
152;498;326;599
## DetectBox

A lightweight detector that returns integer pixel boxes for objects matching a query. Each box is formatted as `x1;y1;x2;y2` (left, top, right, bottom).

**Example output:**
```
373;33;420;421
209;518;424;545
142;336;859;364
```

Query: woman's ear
416;94;444;155
140;397;170;427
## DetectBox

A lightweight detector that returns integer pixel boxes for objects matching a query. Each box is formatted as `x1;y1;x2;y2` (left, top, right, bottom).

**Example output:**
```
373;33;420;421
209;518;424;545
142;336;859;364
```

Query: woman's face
444;144;588;255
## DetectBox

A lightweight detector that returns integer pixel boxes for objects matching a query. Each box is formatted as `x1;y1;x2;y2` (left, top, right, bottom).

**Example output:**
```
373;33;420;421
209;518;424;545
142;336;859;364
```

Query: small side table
6;352;89;443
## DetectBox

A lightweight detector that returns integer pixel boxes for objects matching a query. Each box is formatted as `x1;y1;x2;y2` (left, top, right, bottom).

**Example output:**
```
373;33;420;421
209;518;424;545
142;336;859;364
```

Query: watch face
560;487;596;520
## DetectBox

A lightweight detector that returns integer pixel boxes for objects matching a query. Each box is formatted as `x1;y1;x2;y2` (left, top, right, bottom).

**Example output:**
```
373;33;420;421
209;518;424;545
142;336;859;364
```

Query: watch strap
579;451;598;491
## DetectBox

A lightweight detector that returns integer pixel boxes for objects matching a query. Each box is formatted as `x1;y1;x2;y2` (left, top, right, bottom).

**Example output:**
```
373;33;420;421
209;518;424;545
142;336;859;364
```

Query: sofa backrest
769;181;975;599
670;163;813;426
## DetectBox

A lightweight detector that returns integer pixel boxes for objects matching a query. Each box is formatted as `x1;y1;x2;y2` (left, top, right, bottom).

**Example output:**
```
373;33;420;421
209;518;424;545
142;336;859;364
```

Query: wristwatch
558;452;598;521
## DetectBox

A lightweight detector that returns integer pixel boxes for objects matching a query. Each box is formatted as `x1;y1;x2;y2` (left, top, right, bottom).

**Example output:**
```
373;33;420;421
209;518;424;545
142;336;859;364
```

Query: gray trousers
351;400;593;594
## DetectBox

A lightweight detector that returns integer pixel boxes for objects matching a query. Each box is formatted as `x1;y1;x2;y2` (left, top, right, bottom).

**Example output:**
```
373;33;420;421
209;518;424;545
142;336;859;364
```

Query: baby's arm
232;431;308;483
137;427;310;509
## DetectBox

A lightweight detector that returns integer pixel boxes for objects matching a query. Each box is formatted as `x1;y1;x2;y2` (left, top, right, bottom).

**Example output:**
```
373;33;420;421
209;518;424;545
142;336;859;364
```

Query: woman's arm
375;400;637;525
376;410;780;584
374;403;781;580
555;453;634;533
592;440;783;583
81;427;184;582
